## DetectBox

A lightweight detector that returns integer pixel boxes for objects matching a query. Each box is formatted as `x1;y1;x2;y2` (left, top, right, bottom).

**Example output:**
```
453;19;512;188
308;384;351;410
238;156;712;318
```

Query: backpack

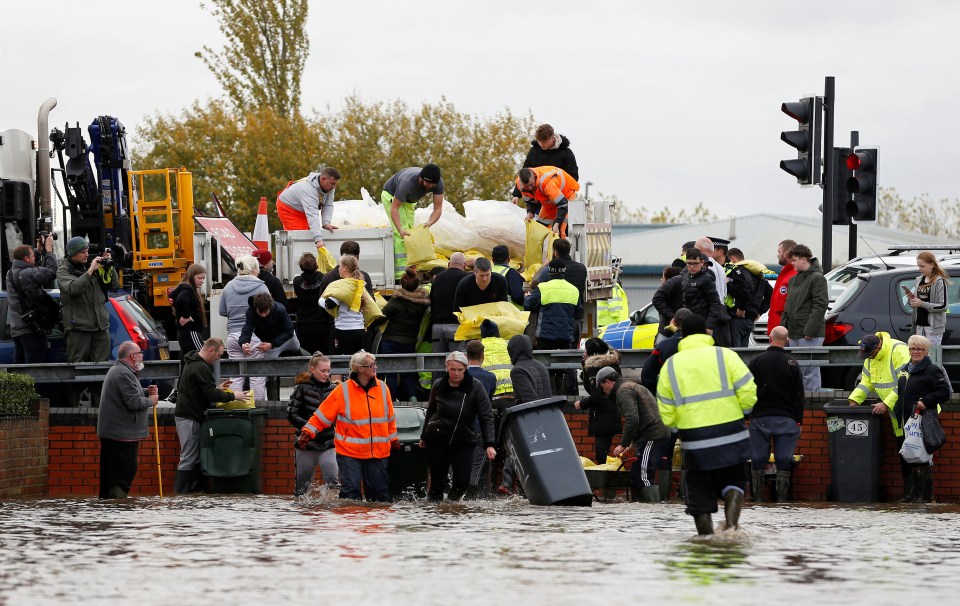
12;268;61;333
757;278;773;316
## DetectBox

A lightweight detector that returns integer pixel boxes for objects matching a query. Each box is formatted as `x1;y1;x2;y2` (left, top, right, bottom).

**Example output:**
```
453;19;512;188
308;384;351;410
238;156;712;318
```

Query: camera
99;247;114;267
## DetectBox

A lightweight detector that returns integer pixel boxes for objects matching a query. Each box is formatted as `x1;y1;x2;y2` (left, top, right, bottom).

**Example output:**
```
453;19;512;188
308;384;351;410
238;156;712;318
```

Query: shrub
0;372;40;416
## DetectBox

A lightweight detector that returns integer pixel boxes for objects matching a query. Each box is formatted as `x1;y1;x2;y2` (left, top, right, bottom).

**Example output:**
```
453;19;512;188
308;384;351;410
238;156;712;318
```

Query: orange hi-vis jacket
515;166;580;224
301;378;398;459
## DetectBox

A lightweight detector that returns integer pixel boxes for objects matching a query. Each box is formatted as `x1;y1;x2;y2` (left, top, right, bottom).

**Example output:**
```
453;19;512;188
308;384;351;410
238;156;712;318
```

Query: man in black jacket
511;124;579;203
173;338;245;493
454;257;508;311
430;253;470;353
680;250;726;335
6;238;57;363
746;325;805;502
239;293;301;358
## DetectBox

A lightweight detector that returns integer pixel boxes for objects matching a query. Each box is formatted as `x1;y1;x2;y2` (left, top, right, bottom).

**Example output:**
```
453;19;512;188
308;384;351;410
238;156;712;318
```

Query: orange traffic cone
253;196;270;251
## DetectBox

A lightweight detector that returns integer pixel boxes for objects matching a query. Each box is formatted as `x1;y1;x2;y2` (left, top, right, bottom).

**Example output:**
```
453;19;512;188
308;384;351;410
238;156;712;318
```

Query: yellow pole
153;405;163;499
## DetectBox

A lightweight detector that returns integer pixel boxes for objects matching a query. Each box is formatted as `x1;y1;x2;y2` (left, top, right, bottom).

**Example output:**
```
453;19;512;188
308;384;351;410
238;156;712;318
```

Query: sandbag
330;188;391;228
403;225;436;265
455;315;530;341
524;221;551;270
316;246;337;274
217;391;255;410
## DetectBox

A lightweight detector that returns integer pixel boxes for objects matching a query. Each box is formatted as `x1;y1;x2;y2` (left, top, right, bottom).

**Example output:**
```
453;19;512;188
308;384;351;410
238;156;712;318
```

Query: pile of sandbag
329;188;391;228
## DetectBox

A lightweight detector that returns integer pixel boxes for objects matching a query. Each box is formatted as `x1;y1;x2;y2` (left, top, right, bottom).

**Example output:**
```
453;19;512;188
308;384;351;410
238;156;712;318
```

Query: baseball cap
858;334;881;358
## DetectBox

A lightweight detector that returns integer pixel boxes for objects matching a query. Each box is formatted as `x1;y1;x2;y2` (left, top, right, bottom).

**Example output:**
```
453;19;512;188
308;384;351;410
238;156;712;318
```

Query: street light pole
585;181;593;201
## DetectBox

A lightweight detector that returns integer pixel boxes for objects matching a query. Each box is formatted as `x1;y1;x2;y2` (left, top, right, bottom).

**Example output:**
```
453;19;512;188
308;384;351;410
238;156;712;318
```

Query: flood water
1;492;958;605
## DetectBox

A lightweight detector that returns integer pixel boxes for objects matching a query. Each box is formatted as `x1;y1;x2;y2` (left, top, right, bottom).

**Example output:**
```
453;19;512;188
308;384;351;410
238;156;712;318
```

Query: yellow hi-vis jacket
481;336;513;396
597;283;630;327
848;331;911;436
657;333;757;471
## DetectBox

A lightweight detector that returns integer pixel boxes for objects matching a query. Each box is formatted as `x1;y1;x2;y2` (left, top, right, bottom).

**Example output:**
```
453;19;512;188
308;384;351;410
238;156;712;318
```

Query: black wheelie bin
823;401;883;502
200;408;269;493
388;404;428;499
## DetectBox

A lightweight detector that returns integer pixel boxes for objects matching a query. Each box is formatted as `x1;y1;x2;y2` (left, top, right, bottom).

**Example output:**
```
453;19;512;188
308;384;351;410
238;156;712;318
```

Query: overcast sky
2;0;957;220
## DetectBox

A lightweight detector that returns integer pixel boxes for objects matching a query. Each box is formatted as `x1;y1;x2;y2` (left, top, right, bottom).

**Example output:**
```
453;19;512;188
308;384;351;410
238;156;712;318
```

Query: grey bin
389;404;428;499
823;401;883;502
501;396;593;506
200;409;269;494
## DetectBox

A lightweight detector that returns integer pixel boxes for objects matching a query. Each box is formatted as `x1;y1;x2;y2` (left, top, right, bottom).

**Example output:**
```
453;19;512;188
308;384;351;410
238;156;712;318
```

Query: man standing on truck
57;237;120;363
7;236;57;363
276;167;342;251
381;164;445;280
516;166;579;238
510;124;579;205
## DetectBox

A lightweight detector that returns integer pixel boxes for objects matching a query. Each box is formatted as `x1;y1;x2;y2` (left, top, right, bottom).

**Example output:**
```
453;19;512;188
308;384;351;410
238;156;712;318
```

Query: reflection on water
2;495;959;605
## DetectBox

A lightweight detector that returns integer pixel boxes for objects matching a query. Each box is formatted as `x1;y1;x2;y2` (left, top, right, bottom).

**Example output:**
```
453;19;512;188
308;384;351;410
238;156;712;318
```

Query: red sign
195;216;259;260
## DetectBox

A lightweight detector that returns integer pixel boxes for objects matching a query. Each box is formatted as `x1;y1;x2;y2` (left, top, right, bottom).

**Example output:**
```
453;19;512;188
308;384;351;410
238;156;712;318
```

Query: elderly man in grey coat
97;341;158;498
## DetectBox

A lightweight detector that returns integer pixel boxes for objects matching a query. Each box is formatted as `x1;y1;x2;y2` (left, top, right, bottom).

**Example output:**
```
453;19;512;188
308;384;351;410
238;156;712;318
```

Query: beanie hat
596;366;619;384
66;236;89;257
480;319;501;339
251;249;273;265
419;163;442;183
548;259;566;275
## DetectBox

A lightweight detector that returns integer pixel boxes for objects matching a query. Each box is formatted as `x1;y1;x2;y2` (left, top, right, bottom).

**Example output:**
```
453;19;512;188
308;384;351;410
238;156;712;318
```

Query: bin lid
503;396;568;417
204;408;269;418
822;401;878;415
394;407;425;431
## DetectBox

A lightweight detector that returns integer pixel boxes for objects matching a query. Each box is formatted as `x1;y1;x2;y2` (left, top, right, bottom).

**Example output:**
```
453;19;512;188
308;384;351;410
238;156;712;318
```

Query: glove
390;440;401;451
324;298;338;310
296;430;313;449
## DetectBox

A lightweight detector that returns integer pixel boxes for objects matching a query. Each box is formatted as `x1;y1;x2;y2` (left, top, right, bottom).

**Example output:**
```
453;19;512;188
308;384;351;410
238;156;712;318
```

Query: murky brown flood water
2;491;958;605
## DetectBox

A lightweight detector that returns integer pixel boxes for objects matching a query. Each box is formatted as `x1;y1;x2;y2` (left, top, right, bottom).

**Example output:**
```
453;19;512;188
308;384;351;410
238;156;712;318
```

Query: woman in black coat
171;263;208;357
574;338;623;463
419;351;497;501
287;354;338;496
893;335;950;503
293;252;329;355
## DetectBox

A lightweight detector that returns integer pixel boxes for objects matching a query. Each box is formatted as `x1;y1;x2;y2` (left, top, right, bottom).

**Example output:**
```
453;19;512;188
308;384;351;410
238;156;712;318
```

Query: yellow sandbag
403;225;436;265
218;391;255;409
454;315;530;341
457;301;526;322
316;246;337;274
433;245;455;258
542;232;559;266
580;456;597;468
521;263;542;283
360;289;385;328
419;257;450;273
322;278;365;313
524;220;551;269
374;292;388;309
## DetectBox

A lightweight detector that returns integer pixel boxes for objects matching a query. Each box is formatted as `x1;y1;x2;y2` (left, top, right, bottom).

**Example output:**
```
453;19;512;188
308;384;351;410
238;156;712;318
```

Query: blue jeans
749;416;801;471
379;340;418;401
336;454;391;502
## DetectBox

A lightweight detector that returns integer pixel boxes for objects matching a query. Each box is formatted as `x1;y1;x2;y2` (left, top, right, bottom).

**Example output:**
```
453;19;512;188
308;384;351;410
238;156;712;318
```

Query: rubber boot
174;470;192;494
693;513;714;535
189;468;207;493
775;470;791;503
898;470;918;503
637;485;660;503
657;470;672;501
918;467;934;503
723;489;745;531
751;470;765;503
107;485;128;499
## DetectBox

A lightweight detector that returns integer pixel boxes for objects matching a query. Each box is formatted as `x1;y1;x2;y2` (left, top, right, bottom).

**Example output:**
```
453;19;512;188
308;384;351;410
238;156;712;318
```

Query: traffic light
780;96;822;186
845;146;878;221
831;147;852;225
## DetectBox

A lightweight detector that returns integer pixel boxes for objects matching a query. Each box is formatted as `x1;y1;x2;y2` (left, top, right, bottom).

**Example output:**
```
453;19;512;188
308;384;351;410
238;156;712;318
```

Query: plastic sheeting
330;188;391;228
415;200;527;258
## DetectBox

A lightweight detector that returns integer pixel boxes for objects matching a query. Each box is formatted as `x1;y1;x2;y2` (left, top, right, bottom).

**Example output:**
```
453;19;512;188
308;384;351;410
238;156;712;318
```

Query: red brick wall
40;401;960;502
0;399;49;498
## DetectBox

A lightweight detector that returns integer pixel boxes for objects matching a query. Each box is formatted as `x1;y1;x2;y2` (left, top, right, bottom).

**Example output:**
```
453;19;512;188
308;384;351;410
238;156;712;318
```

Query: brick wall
0;399;49;498
41;399;960;502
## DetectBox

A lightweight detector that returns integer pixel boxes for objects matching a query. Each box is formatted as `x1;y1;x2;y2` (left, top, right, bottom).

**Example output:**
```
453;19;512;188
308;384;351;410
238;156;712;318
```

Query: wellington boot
107;485;128;499
775;470;791;502
189;468;207;493
657;471;672;501
174;470;192;494
723;490;745;530
751;470;765;503
898;470;919;503
693;513;714;535
636;485;660;503
918;467;934;503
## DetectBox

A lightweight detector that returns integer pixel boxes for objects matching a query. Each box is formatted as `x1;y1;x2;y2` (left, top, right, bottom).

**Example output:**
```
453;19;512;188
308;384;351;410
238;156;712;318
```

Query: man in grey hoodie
780;244;828;391
499;335;552;495
218;254;270;400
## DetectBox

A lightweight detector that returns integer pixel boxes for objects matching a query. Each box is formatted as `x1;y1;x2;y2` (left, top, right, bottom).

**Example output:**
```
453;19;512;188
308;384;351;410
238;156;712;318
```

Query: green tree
196;0;309;119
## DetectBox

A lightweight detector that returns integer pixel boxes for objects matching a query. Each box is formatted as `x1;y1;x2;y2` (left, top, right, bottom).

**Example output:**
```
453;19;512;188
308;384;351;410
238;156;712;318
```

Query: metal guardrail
5;346;959;384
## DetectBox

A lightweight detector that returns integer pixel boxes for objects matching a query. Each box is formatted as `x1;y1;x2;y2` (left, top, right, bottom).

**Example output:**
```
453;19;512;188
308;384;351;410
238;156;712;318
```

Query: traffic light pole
849;130;859;260
821;76;836;271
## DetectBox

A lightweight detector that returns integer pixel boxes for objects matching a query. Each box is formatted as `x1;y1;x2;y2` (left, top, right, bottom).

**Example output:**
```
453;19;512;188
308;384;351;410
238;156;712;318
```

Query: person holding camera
6;235;58;363
56;236;120;363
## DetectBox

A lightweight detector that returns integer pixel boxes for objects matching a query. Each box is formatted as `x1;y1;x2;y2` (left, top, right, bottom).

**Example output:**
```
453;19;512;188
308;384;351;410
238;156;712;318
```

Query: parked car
818;265;960;389
596;302;660;350
0;290;172;405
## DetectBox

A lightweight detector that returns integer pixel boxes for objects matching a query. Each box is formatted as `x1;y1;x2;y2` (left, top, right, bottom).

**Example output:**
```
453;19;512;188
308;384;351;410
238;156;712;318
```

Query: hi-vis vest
656;333;757;471
848;332;911;436
597;283;629;327
516;166;579;223
492;264;523;310
481;336;513;396
302;379;398;459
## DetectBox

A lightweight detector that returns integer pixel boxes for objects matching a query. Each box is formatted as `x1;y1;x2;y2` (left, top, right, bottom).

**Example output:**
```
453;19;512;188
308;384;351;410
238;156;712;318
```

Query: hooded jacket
7;253;58;338
174;350;237;422
507;335;551;404
609;378;670;447
578;350;623;436
56;257;117;333
680;268;725;330
382;286;430;344
287;372;336;451
781;258;828;339
171;282;205;329
422;371;496;449
239;301;295;348
218;275;269;334
511;134;580;198
293;269;325;324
